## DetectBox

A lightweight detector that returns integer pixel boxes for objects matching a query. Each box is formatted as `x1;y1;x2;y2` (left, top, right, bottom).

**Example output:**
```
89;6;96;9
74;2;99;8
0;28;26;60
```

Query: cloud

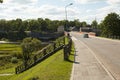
4;0;38;5
97;5;120;14
38;5;64;15
95;5;120;23
37;5;80;20
0;0;119;24
107;0;120;6
74;0;103;4
74;0;120;6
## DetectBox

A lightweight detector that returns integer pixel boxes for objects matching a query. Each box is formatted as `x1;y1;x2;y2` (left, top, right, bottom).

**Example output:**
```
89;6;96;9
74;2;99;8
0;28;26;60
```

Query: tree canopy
21;37;41;60
91;20;98;28
100;12;120;36
0;18;87;41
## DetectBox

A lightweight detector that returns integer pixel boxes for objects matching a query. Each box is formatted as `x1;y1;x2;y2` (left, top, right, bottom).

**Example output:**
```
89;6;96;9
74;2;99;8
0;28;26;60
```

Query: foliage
0;57;22;74
81;21;87;27
100;12;120;36
21;37;41;60
91;20;98;28
11;52;23;59
1;38;9;41
11;57;18;63
0;18;88;41
74;19;82;29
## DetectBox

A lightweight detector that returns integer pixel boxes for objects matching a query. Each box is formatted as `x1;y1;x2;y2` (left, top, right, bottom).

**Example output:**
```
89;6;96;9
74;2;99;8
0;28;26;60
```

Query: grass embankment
0;43;22;56
0;41;75;80
0;43;22;74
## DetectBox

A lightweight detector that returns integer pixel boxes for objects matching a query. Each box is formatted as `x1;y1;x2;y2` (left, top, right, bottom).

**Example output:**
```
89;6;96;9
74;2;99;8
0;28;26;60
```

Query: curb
70;42;76;80
89;35;120;43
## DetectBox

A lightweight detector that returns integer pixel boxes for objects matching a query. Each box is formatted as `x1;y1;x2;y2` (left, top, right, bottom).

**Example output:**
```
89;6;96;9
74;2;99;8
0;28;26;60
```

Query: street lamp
65;3;73;31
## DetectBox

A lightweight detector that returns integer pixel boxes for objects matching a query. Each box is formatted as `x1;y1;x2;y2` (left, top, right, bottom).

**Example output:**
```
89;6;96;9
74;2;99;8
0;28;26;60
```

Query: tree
81;21;87;27
22;20;29;31
69;21;75;27
21;37;41;56
91;20;98;28
41;19;48;32
29;19;39;32
74;19;81;29
0;19;7;31
15;18;22;31
100;12;120;36
21;37;41;67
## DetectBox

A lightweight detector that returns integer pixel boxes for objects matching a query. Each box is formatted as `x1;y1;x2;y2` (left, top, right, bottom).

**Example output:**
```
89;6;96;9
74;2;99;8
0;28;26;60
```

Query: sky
0;0;120;24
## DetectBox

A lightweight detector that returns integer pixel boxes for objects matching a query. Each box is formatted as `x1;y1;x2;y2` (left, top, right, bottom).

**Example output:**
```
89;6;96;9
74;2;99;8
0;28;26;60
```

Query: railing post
63;46;69;60
23;60;27;69
53;43;56;51
63;37;65;45
43;49;46;56
34;55;37;63
15;67;18;74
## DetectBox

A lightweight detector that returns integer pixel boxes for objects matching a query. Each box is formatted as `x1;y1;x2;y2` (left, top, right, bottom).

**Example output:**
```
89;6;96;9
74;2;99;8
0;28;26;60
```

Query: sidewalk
70;36;115;80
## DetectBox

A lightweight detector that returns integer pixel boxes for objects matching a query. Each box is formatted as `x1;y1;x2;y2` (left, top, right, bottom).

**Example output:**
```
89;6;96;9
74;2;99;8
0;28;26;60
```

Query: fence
103;35;120;40
63;36;72;60
105;35;120;40
15;36;65;74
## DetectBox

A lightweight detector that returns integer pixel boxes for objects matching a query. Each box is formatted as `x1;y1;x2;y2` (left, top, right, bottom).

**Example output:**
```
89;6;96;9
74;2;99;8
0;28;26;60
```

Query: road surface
70;32;120;80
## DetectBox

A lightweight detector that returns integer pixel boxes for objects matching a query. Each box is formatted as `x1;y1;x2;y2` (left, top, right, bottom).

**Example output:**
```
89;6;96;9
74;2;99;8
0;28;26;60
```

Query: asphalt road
70;32;120;80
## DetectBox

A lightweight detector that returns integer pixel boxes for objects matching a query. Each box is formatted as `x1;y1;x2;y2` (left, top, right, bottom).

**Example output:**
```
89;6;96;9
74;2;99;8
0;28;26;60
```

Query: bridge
70;32;120;80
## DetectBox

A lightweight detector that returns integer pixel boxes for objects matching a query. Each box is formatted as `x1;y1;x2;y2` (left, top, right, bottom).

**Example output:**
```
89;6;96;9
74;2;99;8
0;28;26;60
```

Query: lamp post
65;3;73;31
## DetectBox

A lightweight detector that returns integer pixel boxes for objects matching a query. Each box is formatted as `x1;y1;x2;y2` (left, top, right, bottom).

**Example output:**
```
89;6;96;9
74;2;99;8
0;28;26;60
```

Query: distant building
70;26;79;31
57;26;64;32
80;27;92;32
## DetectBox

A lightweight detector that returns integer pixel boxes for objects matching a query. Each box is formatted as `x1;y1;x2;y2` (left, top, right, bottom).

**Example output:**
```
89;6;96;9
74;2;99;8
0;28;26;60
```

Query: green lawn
0;43;22;75
0;60;22;74
0;43;75;80
0;43;22;55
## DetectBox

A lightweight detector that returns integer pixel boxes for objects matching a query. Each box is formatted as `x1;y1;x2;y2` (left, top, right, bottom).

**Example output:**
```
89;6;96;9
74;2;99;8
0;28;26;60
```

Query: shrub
1;38;9;42
11;57;18;63
12;52;23;59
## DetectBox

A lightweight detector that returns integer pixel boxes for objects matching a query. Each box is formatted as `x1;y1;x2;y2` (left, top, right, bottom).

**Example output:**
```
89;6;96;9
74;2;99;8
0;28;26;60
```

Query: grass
0;60;22;74
0;42;75;80
0;36;75;80
0;43;22;74
0;43;21;51
0;43;22;55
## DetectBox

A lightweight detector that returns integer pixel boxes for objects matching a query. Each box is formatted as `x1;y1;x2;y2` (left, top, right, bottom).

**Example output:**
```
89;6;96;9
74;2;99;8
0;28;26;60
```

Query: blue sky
0;0;120;24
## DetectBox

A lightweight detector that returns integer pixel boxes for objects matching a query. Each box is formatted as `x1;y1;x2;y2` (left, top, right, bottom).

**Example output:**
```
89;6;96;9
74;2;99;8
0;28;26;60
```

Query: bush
11;57;18;63
1;38;9;42
12;52;23;59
